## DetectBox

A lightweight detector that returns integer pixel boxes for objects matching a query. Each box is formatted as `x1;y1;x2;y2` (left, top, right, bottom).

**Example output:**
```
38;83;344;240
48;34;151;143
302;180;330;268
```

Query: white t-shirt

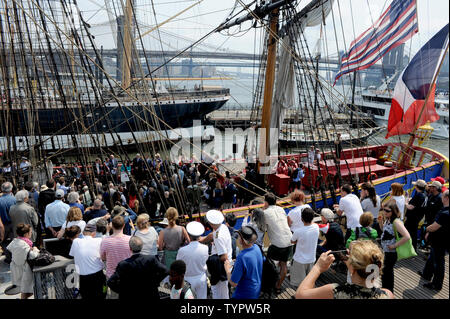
392;195;406;220
361;196;381;219
291;223;319;264
134;228;158;256
339;194;363;230
288;204;311;232
264;205;292;248
62;220;86;233
69;236;104;275
307;150;315;164
170;285;195;299
211;224;232;263
176;241;209;277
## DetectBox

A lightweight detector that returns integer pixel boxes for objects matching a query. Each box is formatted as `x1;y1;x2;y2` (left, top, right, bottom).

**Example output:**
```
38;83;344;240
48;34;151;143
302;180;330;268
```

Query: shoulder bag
393;219;417;260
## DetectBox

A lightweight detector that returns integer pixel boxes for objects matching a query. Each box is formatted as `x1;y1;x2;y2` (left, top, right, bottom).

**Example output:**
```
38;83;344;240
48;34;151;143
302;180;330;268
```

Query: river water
165;77;449;159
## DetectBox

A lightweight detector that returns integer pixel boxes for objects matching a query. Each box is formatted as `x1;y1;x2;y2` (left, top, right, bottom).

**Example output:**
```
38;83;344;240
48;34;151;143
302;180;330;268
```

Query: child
290;208;320;288
169;260;196;299
346;212;378;248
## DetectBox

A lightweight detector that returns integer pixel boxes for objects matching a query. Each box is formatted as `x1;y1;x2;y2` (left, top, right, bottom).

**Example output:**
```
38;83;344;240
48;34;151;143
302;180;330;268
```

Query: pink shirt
100;234;131;278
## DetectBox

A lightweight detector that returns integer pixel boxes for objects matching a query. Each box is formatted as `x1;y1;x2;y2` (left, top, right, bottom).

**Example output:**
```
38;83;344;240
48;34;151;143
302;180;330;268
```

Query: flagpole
415;0;419;34
398;41;449;168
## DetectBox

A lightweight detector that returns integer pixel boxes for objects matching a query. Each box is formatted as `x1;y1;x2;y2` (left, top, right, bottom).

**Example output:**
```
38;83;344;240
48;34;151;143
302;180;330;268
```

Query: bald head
129;236;143;253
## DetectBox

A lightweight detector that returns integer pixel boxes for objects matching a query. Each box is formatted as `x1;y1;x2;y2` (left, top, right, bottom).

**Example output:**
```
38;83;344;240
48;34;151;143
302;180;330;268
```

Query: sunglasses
381;208;392;212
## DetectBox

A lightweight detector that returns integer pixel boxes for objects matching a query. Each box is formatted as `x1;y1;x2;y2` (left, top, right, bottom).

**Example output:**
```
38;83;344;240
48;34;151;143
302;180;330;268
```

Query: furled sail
270;0;334;151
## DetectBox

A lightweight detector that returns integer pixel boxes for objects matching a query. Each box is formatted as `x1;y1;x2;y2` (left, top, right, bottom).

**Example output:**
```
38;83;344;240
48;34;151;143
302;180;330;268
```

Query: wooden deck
2;251;446;300
275;251;449;299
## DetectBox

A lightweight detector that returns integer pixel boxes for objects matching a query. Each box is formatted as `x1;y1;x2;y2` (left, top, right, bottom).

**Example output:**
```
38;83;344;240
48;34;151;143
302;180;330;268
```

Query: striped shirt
100;234;131;278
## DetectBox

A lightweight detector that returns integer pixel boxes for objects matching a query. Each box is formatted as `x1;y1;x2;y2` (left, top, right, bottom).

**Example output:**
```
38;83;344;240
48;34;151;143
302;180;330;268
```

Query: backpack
258;245;279;295
180;281;196;299
355;227;373;240
27;248;55;270
228;228;238;260
354;227;380;245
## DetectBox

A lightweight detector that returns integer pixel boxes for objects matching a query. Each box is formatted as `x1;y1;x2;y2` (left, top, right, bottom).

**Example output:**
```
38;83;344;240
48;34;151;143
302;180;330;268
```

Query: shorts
290;261;314;287
267;245;292;262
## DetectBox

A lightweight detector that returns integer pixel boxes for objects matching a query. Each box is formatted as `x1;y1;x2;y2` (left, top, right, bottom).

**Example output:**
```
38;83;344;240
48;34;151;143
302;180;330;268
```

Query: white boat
354;86;449;139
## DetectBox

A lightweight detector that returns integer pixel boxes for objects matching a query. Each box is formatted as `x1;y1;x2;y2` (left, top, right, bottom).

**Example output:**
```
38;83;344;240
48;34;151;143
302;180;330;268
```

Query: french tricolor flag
386;24;449;138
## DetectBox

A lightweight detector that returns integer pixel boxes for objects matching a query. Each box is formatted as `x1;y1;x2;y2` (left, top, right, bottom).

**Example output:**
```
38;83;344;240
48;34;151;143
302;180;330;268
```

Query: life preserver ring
368;172;378;181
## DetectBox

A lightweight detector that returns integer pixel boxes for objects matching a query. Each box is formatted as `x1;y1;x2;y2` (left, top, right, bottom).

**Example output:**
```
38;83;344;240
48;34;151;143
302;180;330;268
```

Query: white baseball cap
158;218;169;226
186;221;205;237
55;189;64;199
321;208;337;221
206;210;224;225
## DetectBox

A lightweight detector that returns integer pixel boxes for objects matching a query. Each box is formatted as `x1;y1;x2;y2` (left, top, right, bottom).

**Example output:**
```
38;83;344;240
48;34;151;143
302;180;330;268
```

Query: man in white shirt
314;148;321;165
176;221;208;299
334;184;363;242
200;210;232;299
290;207;319;288
69;224;106;299
287;190;310;233
307;146;315;166
263;193;292;292
19;157;31;173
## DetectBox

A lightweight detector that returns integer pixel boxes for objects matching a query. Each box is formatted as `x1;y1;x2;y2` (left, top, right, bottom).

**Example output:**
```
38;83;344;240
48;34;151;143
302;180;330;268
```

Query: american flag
334;0;418;85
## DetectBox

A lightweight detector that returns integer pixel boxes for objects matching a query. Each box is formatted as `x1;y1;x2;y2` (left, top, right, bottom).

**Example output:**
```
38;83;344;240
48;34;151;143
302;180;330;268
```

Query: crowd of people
0;153;448;300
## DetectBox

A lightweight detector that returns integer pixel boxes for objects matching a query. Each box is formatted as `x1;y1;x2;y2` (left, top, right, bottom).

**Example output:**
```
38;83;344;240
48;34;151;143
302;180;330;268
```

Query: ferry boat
354;87;449;139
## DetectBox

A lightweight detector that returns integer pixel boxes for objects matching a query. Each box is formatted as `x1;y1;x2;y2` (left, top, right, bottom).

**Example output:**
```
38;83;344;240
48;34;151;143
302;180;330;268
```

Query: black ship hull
3;94;229;136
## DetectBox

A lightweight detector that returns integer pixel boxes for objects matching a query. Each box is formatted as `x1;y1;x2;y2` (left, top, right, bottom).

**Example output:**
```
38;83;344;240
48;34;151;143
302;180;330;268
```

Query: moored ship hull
1;91;230;137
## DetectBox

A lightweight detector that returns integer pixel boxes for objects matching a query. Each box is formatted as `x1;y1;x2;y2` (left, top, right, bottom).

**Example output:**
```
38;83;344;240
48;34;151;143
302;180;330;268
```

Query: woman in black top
405;180;427;250
296;240;394;299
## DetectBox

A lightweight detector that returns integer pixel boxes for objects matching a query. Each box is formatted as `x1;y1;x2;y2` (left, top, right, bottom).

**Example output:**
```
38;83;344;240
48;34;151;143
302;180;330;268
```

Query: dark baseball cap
237;225;257;243
84;224;96;233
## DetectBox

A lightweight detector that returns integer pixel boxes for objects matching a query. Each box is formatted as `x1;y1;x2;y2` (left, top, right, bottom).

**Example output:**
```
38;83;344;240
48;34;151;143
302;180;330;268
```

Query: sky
79;0;449;60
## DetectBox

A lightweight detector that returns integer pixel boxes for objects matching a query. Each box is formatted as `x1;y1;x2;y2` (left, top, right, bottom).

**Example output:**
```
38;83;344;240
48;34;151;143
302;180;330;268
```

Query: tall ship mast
0;0;230;157
215;0;448;210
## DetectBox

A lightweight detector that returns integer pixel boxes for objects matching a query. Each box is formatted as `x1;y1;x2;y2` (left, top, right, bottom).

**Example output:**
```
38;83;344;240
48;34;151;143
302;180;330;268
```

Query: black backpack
179;281;197;299
27;248;55;270
258;245;279;295
355;227;373;240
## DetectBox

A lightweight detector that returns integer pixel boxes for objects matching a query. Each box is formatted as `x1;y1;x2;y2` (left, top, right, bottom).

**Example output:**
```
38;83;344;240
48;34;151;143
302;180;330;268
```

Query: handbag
393;219;417;260
27;248;56;269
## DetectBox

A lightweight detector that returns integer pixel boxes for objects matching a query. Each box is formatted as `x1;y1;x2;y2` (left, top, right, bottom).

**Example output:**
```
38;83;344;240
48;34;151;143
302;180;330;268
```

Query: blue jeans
423;246;447;288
